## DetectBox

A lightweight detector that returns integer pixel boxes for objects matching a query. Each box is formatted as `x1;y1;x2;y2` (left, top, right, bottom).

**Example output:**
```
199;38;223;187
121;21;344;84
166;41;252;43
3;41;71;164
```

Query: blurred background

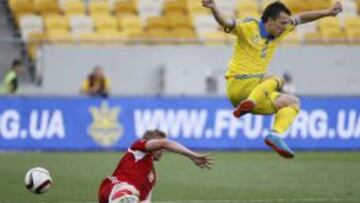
0;0;360;202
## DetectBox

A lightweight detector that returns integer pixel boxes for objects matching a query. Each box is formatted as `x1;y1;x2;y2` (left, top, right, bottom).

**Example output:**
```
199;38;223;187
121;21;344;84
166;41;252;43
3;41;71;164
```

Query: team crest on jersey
88;101;123;147
251;35;260;44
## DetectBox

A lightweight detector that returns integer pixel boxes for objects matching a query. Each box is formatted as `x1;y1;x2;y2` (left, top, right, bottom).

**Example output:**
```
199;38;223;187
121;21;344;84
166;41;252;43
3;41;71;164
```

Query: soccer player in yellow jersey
203;0;343;158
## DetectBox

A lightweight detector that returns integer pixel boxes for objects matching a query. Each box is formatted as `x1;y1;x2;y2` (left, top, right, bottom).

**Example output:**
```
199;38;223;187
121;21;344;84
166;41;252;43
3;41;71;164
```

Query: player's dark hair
143;129;167;140
261;1;291;23
12;59;21;68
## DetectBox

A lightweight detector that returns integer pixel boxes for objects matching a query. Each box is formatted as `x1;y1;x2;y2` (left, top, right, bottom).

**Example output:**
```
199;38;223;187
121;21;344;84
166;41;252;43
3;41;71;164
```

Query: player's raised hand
328;1;343;16
190;153;214;169
202;0;216;9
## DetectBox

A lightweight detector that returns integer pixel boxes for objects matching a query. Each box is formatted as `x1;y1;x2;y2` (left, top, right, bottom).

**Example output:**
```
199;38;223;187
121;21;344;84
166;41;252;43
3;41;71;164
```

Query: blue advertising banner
0;96;359;151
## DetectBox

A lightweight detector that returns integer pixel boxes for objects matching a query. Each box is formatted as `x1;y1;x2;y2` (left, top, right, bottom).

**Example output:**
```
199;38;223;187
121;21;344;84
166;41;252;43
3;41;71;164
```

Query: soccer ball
25;167;52;194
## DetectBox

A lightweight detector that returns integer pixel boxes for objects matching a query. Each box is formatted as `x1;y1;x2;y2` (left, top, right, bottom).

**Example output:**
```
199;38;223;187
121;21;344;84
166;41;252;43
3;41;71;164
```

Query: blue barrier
0;96;359;151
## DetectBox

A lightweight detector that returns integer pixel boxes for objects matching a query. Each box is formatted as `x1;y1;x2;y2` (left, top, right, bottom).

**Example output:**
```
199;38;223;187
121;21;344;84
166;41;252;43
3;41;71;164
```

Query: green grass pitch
0;152;359;203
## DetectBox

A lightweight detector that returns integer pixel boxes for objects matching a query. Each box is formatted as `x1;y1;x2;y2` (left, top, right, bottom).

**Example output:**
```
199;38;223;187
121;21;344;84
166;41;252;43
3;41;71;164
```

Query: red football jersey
112;139;156;201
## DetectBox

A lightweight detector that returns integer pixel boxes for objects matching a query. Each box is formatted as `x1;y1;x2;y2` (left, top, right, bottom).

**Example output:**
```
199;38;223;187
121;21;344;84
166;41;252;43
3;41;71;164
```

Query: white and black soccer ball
25;167;52;194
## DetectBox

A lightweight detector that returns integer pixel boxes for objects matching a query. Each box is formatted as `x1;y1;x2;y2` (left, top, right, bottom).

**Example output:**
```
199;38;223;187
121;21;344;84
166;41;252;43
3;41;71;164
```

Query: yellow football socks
273;105;300;134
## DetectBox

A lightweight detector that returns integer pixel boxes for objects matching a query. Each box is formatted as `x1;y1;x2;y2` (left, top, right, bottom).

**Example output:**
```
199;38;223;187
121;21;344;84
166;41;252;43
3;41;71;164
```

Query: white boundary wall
36;45;360;96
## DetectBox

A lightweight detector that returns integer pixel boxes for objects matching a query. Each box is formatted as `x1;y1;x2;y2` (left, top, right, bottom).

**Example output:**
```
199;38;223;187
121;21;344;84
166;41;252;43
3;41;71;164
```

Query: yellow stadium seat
322;29;348;44
9;0;34;16
344;17;360;43
146;27;174;43
123;27;145;39
34;0;59;15
306;0;331;10
167;13;193;29
348;31;360;44
200;31;227;45
172;27;197;41
113;0;137;15
96;30;127;42
282;31;301;45
89;1;110;16
304;32;324;44
27;32;48;60
318;17;341;33
163;0;187;15
260;0;275;11
44;14;69;31
47;30;74;43
78;32;99;43
92;14;117;32
344;16;360;36
187;0;210;17
237;10;260;19
118;14;142;30
62;0;85;17
146;16;170;29
281;0;307;14
19;14;44;41
236;0;259;14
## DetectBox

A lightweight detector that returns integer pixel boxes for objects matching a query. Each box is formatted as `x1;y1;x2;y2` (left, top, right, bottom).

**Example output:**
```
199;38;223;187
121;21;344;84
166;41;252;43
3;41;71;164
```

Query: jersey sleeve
130;139;148;152
278;23;296;41
226;17;257;37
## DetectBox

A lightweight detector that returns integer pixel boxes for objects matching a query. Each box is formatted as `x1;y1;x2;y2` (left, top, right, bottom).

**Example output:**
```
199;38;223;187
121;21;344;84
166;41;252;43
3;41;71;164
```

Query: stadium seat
166;13;193;29
97;30;127;42
237;10;260;19
172;27;197;43
70;15;94;36
146;16;170;29
146;27;174;43
163;0;187;15
19;14;44;41
34;0;59;15
322;29;348;44
92;14;117;32
282;31;301;45
306;0;331;10
318;17;341;33
9;0;35;26
304;32;324;44
236;0;259;15
27;32;47;60
123;27;145;39
344;16;360;43
45;14;69;32
117;14;141;27
187;0;209;17
62;0;85;17
357;0;360;14
47;29;74;43
260;0;275;11
138;0;163;20
281;0;307;14
113;0;137;16
199;31;227;45
89;1;111;16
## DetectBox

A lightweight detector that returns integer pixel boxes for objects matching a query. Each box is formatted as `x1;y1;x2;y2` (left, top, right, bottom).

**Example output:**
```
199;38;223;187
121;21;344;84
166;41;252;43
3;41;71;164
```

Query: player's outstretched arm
295;1;342;25
202;0;235;32
145;139;214;169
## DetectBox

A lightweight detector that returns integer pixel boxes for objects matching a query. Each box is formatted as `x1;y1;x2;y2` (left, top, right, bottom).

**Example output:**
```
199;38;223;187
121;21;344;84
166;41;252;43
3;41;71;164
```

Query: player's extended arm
202;0;235;32
145;139;213;169
295;1;342;25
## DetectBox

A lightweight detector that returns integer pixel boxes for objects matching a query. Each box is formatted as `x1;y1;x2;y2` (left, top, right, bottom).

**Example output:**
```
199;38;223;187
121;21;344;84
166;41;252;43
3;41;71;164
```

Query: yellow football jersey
226;17;295;77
